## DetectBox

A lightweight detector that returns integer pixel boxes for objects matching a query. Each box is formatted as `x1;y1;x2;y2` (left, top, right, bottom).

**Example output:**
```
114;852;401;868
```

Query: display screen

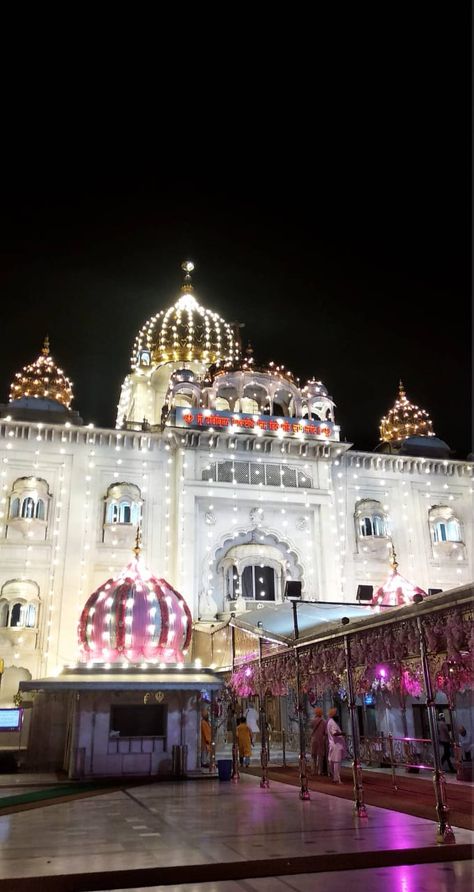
110;705;167;738
0;708;22;731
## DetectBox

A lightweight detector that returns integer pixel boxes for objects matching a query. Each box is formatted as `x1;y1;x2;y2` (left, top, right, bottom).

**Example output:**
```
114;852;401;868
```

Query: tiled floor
0;774;471;887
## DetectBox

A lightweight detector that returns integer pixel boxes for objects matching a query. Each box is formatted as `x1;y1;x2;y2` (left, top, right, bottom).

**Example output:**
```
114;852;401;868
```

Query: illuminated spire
133;525;142;558
389;542;399;572
10;339;74;408
380;381;434;443
132;262;237;367
180;259;195;293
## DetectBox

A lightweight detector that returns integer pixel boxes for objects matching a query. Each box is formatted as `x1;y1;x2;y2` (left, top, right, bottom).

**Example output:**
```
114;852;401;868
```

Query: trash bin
171;744;188;778
217;758;233;781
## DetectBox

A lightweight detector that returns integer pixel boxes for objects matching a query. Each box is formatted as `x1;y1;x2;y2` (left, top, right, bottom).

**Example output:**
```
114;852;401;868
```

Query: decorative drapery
229;602;473;698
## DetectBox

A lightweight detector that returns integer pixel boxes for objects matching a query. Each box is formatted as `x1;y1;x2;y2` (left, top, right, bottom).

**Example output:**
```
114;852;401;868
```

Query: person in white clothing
326;707;345;784
245;704;260;735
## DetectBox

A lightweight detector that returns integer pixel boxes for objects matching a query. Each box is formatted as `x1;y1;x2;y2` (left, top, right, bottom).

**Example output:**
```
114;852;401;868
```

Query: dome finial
133;524;142;558
399;378;405;399
42;335;50;356
181;260;195;291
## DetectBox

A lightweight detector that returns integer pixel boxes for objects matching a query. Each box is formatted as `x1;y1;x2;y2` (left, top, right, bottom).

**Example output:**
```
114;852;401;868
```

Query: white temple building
0;261;472;707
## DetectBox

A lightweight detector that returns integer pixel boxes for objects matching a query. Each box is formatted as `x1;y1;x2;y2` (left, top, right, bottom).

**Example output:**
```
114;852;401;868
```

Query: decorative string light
10;337;73;408
380;380;434;443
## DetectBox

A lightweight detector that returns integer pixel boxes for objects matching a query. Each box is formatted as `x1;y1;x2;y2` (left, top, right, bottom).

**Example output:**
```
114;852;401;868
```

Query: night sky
0;8;470;457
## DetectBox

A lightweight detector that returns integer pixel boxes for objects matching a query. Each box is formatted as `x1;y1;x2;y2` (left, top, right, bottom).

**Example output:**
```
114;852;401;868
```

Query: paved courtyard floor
0;773;472;891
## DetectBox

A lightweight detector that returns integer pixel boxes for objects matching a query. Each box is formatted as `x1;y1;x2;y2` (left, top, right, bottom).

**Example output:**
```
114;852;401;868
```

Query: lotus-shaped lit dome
380;381;434;444
132;261;238;369
10;337;73;409
78;539;192;664
371;547;426;608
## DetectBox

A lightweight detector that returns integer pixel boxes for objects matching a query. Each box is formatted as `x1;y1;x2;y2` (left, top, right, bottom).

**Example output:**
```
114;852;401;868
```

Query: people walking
236;715;253;767
327;707;346;784
437;713;455;773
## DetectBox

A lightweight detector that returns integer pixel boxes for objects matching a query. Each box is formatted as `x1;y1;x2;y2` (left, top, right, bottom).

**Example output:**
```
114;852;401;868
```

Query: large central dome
132;261;238;369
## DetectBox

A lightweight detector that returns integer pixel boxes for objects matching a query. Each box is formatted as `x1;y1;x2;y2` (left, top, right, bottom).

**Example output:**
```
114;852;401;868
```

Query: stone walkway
0;773;471;891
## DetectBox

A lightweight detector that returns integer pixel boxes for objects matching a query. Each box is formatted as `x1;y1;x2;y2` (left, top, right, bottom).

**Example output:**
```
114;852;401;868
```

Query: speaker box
428;588;443;596
356;584;374;602
284;581;302;599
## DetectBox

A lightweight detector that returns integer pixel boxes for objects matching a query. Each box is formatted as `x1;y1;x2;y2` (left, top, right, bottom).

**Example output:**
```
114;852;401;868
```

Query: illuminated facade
0;262;472;705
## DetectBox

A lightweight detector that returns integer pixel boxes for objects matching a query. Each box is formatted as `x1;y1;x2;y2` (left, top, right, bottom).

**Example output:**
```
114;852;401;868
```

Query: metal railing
345;734;435;790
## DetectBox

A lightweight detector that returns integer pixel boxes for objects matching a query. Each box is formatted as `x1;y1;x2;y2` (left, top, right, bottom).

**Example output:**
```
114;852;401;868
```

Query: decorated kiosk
19;533;222;778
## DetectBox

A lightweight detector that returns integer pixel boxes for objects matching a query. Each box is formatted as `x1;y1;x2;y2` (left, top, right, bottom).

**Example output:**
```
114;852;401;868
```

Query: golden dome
132;261;238;368
380;380;434;443
10;337;74;409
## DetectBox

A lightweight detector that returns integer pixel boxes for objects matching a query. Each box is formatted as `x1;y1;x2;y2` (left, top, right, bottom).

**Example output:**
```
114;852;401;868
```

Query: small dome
9;337;73;409
301;378;329;398
78;544;192;664
380;381;434;444
132;262;238;368
371;547;426;608
400;435;451;459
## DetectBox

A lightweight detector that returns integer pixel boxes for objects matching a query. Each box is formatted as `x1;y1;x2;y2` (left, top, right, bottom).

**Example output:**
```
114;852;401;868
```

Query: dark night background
0;7;471;457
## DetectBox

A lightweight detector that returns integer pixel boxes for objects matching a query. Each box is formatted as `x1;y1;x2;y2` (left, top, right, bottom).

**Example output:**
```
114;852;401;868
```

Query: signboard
0;708;23;731
174;408;338;441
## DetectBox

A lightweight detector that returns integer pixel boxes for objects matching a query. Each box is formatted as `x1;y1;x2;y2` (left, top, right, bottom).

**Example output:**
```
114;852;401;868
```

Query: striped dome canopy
78;551;192;664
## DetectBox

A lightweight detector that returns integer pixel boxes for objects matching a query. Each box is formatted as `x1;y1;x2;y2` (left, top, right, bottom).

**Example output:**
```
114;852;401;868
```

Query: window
0;602;8;627
9;498;20;519
359;515;386;537
355;500;389;548
21;497;35;519
429;506;464;552
202;461;312;489
0;580;40;630
7;477;50;530
35;499;45;520
242;565;275;601
433;519;461;543
25;604;37;628
10;603;23;627
104;483;142;528
110;704;167;738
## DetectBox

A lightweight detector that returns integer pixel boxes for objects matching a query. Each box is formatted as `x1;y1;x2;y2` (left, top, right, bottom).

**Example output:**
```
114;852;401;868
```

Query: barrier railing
345;734;435;790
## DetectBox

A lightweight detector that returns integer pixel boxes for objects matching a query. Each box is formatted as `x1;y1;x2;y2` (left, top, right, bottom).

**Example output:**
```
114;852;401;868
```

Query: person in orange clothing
236;716;253;767
201;708;212;768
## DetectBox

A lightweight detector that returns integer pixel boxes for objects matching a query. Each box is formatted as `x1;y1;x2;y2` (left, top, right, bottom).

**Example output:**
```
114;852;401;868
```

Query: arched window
433;521;447;543
25;604;37;628
103;483;143;539
359;517;373;537
10;603;23;627
433;519;462;544
0;601;8;627
7;477;50;534
372;515;386;537
120;503;131;523
9;498;20;519
0;580;40;631
355;499;389;550
430;506;463;547
21;497;35;519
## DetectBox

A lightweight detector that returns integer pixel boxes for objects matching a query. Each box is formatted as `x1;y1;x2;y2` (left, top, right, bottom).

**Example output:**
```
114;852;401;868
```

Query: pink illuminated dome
78;535;192;664
371;545;426;608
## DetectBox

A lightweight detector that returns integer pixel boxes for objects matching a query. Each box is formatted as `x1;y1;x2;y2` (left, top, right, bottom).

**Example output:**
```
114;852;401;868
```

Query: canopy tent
231;600;374;646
